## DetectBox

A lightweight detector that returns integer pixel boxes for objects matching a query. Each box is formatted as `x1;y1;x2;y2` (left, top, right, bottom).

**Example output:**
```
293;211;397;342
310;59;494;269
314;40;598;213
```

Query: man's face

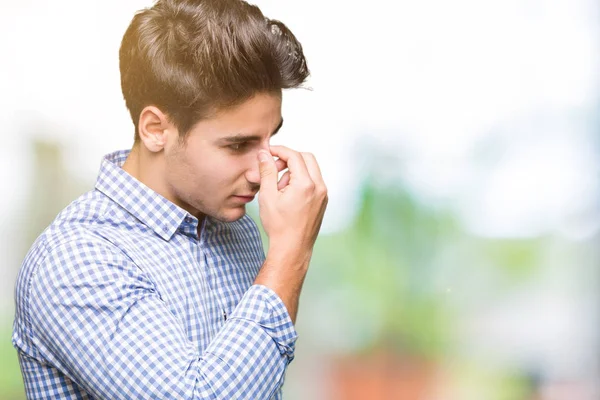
163;92;283;222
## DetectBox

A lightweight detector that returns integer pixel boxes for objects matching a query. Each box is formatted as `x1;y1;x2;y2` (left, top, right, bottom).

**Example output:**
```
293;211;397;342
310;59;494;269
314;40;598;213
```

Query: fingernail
258;151;270;162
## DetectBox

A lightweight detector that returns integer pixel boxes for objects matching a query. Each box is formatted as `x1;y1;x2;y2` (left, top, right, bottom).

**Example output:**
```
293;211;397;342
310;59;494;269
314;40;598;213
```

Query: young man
12;0;327;398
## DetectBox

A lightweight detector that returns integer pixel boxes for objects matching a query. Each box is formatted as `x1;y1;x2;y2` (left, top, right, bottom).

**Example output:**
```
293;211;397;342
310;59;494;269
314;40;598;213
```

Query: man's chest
120;231;264;350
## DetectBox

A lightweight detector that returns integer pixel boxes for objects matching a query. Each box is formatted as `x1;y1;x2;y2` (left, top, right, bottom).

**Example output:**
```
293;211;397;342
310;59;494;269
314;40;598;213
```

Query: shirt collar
94;150;197;241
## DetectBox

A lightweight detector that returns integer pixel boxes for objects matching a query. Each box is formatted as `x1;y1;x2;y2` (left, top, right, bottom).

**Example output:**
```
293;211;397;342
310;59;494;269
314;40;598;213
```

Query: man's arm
28;238;294;400
254;147;328;324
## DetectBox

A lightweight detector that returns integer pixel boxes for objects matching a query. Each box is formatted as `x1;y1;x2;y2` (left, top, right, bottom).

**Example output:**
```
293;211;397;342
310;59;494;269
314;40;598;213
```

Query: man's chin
211;205;246;223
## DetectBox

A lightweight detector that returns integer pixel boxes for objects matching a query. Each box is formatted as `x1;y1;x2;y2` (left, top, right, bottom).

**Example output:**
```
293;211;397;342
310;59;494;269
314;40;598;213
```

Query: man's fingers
268;145;311;184
275;158;287;173
299;152;325;188
257;150;278;196
278;171;291;191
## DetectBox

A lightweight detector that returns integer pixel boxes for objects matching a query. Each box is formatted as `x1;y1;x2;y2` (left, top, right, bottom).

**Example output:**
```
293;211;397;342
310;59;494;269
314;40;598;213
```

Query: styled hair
119;0;309;141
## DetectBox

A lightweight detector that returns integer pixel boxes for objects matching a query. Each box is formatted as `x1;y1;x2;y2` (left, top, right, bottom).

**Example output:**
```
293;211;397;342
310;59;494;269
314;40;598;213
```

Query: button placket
201;247;229;324
199;221;229;325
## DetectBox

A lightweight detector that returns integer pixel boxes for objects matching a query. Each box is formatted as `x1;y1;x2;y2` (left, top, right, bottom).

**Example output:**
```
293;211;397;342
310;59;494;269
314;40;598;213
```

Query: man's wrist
265;244;312;272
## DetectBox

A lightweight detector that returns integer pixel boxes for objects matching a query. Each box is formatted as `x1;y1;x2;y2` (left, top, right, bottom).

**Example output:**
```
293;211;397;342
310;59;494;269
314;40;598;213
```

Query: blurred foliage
310;180;459;358
1;324;25;399
444;361;537;400
475;238;544;280
303;177;545;361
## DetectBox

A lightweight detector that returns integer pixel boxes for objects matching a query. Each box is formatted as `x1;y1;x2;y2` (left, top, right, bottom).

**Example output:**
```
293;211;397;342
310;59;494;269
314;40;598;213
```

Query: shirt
12;150;297;399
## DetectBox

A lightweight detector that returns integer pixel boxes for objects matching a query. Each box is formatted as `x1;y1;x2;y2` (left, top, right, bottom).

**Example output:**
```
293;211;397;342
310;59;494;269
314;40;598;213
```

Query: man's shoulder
43;189;118;247
14;190;137;324
13;191;147;358
21;189;134;275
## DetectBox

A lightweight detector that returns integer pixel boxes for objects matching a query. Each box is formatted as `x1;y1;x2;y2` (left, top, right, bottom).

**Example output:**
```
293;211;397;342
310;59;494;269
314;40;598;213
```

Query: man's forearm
253;247;312;324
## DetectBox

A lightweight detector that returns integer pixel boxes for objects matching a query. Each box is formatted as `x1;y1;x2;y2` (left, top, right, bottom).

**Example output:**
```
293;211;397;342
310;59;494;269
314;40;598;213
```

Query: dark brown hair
119;0;309;141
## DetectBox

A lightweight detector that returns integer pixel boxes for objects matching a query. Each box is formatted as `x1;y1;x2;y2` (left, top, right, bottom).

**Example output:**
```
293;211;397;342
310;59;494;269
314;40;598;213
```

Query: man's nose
245;162;261;185
244;150;264;185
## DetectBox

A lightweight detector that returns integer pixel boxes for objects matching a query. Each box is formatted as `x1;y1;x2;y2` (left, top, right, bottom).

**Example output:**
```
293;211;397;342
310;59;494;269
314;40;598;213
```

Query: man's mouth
232;194;255;203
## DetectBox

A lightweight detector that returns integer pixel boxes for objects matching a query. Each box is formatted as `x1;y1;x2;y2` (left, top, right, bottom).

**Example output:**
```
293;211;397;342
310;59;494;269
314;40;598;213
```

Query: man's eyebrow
220;118;284;143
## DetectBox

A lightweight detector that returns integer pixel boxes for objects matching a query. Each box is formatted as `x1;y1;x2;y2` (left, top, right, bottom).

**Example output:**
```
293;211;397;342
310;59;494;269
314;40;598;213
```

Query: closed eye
220;119;284;150
227;142;252;152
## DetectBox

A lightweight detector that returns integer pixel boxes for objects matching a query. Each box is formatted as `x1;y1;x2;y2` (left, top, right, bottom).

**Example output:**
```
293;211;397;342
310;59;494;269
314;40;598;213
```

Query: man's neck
123;145;206;232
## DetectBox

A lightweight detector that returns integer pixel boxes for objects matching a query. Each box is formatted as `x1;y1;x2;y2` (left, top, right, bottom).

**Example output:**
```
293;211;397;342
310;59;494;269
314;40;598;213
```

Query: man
12;0;327;398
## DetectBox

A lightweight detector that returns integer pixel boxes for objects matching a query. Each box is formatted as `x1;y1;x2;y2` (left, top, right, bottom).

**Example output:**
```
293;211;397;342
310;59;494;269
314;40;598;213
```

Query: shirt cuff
228;284;298;362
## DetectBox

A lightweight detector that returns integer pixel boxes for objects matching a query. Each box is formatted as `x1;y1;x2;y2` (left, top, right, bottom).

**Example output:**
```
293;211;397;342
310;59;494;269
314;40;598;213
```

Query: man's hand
257;145;328;255
254;145;328;323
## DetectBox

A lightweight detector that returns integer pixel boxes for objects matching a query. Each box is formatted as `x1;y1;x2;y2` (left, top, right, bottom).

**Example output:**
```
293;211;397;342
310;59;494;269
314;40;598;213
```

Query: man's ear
137;106;173;152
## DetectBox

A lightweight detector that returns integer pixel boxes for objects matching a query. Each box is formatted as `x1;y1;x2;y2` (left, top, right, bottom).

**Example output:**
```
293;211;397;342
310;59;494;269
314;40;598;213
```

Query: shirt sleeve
27;238;297;399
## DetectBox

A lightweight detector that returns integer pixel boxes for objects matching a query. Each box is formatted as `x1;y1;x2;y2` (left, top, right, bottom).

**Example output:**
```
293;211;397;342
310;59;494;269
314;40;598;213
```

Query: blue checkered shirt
12;150;297;399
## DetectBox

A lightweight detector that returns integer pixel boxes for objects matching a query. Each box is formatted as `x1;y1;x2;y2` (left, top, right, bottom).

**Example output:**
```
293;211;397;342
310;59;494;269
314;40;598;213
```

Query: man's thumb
258;150;276;195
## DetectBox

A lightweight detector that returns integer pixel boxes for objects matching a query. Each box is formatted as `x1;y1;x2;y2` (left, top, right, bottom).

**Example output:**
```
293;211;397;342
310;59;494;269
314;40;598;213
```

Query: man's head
119;0;309;222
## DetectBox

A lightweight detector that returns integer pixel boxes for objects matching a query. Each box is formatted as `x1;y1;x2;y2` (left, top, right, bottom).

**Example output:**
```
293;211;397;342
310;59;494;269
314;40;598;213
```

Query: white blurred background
1;1;599;399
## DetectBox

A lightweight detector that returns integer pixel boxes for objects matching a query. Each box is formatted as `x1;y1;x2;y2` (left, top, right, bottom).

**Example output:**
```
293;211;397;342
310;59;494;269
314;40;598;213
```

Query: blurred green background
1;0;599;399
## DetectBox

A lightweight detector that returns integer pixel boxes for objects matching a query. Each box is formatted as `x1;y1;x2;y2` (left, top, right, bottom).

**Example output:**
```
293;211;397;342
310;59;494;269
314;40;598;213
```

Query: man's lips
232;194;256;202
